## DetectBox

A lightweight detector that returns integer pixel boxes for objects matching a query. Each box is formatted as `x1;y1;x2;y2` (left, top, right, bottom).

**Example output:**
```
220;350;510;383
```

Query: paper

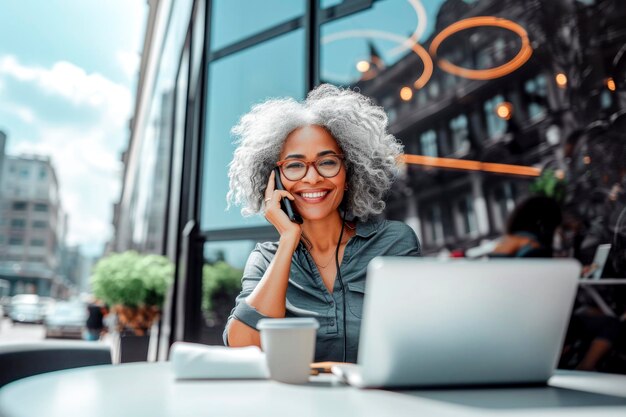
170;342;269;379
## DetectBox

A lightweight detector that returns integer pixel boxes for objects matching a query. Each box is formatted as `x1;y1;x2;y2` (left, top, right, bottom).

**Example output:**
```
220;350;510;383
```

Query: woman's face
278;125;347;221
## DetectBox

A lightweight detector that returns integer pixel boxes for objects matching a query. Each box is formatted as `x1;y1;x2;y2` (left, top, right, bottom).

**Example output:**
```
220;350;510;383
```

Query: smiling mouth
298;190;330;202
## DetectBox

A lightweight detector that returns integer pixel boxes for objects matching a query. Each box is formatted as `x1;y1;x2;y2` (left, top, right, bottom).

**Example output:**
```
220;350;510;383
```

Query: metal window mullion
209;17;304;62
306;0;321;91
208;0;375;63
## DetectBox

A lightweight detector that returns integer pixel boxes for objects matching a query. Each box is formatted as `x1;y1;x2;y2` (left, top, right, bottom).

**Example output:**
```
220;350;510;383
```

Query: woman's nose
301;164;323;184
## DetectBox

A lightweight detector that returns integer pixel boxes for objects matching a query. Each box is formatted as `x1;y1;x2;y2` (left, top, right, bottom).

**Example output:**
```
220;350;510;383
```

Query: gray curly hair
227;84;404;220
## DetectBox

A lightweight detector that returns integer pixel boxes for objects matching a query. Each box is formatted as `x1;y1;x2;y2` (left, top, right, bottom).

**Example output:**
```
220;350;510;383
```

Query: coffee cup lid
257;317;319;330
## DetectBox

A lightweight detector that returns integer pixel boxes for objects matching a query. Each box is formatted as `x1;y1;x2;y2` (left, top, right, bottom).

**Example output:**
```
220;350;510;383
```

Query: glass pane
483;94;507;139
200;240;256;345
201;30;305;231
117;1;190;254
321;0;442;86
420;130;437;157
449;114;469;155
210;0;305;51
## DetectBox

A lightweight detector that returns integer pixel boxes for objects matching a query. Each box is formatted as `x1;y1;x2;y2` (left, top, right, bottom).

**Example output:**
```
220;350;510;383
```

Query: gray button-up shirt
224;218;421;363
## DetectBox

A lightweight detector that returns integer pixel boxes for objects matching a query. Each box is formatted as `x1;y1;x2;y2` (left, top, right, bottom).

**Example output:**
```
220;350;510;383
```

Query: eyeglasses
276;154;345;181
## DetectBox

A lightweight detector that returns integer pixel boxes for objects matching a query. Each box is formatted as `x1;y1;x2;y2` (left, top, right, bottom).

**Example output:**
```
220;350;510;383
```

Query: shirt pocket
346;282;366;319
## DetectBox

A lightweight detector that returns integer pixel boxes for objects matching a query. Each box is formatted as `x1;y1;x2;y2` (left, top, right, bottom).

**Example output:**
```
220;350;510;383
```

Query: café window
210;0;304;51
483;95;507;139
8;237;24;246
424;204;445;246
449;114;470;155
456;194;478;236
201;30;304;231
524;75;548;120
33;203;48;212
600;90;612;109
10;219;26;228
12;202;27;211
420;130;438;157
491;182;516;232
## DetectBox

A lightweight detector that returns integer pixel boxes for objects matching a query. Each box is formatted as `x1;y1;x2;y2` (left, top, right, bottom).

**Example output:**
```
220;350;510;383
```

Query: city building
113;0;626;357
58;245;91;293
355;0;626;256
0;135;70;297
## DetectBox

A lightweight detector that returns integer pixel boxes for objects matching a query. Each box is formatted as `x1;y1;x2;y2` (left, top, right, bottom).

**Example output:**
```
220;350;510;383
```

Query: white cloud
0;55;131;127
116;50;141;79
0;102;36;123
2;56;132;254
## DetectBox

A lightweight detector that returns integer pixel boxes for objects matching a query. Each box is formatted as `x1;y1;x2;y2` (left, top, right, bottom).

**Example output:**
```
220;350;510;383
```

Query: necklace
312;251;336;269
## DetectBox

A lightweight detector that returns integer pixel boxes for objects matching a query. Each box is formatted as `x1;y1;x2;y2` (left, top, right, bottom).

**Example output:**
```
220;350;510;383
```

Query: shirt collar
355;217;383;238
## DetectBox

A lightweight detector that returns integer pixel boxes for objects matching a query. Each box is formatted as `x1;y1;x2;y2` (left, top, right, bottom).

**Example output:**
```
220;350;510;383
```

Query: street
0;317;46;343
0;317;114;349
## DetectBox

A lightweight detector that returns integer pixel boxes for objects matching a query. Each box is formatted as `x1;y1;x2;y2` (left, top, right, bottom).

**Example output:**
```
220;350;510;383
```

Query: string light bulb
496;102;513;120
606;77;616;92
400;87;413;101
356;60;370;73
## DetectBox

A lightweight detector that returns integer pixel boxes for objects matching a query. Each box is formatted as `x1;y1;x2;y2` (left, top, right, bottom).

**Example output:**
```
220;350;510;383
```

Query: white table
1;362;626;417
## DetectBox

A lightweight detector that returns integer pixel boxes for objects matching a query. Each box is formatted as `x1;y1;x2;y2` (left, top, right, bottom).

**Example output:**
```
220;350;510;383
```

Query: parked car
9;296;45;324
10;294;40;305
44;301;87;339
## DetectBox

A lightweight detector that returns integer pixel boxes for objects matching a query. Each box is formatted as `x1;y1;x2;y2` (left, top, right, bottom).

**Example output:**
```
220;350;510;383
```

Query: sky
0;0;147;256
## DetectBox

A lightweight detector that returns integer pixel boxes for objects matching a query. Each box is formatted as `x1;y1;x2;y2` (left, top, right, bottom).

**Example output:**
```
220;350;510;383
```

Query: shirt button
330;320;335;326
329;300;334;306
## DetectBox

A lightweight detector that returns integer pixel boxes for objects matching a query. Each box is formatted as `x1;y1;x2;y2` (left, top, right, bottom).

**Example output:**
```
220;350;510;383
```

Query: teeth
301;191;328;199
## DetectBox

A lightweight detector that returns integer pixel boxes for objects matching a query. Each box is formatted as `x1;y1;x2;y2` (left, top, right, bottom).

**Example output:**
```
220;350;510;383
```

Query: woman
224;84;421;363
490;195;562;258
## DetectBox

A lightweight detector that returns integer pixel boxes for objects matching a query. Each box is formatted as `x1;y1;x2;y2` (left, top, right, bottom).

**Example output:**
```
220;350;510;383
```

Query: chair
0;341;112;388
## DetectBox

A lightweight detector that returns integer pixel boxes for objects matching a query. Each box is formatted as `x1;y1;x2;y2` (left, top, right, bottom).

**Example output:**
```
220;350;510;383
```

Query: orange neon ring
409;41;434;89
323;31;434;89
429;16;533;81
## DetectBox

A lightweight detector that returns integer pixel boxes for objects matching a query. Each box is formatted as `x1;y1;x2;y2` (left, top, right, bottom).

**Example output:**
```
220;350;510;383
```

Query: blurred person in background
491;195;621;371
490;195;562;258
84;298;107;341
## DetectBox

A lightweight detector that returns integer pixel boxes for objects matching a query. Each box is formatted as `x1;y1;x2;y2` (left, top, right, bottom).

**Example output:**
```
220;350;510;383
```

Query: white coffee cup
257;318;319;384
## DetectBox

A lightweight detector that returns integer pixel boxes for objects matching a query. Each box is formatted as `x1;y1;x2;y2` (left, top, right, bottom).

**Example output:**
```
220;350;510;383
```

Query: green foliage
91;251;174;308
530;169;566;203
202;261;243;323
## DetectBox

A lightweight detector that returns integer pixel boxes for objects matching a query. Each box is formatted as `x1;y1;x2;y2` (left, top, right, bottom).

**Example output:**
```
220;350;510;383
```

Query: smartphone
273;168;303;224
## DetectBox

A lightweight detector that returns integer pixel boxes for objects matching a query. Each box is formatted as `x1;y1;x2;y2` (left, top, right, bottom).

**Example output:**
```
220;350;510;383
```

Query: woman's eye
285;162;305;169
319;158;338;167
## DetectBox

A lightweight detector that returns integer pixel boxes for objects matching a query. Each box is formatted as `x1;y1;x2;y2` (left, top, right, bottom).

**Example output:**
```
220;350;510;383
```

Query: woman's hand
264;170;302;241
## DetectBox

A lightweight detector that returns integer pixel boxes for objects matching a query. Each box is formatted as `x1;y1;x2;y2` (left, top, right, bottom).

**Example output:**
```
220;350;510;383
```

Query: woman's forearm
227;233;299;346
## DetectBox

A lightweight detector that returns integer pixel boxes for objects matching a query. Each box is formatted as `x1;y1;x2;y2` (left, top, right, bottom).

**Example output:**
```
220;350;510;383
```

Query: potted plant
529;169;567;203
91;251;173;362
201;261;242;344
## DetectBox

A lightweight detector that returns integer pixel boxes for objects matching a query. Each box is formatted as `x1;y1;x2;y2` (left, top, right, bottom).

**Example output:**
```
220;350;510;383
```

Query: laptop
582;244;612;279
332;258;581;388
